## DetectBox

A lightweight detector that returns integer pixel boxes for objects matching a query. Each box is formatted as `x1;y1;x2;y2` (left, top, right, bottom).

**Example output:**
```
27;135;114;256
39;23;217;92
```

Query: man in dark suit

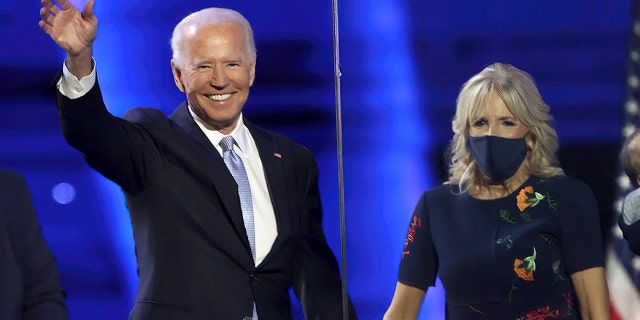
39;0;355;319
0;169;68;320
619;129;640;255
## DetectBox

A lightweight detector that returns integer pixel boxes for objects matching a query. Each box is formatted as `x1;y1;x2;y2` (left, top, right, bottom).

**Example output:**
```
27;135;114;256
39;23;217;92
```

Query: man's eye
192;65;211;73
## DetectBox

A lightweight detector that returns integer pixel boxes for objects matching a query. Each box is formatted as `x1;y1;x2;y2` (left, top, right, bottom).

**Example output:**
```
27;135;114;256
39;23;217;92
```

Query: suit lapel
245;120;292;263
169;104;254;261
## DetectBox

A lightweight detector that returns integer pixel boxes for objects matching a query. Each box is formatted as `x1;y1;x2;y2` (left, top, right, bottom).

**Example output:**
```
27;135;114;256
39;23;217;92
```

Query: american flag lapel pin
273;152;282;158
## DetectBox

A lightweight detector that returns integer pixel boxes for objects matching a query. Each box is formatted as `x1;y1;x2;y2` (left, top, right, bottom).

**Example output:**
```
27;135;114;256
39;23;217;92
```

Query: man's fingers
55;0;73;10
83;0;95;19
41;0;60;15
39;6;48;20
38;20;49;33
39;7;54;28
38;14;55;34
39;6;58;28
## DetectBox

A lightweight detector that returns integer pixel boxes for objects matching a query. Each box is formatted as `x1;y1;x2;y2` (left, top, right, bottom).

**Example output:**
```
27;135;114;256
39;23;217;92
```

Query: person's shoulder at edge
0;169;27;192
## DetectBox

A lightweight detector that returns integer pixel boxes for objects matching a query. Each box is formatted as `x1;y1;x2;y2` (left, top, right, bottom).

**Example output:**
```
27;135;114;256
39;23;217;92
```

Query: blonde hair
446;63;564;193
170;8;257;67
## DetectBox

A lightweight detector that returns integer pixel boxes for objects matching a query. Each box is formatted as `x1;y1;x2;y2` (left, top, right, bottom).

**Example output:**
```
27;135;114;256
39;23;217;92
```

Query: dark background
0;0;631;318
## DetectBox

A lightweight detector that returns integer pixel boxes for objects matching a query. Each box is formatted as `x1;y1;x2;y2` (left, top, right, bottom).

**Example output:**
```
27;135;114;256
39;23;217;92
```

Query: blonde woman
385;63;609;320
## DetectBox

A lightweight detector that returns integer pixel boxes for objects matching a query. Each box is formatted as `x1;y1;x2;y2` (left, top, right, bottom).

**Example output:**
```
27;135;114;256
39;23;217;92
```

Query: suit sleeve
54;73;163;193
4;171;68;320
291;151;358;319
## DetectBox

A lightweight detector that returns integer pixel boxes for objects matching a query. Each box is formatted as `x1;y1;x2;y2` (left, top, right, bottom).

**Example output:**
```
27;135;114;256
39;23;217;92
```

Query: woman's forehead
469;92;513;118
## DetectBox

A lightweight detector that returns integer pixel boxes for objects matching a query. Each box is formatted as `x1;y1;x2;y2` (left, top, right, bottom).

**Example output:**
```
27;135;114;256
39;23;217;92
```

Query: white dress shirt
190;112;277;266
58;61;278;266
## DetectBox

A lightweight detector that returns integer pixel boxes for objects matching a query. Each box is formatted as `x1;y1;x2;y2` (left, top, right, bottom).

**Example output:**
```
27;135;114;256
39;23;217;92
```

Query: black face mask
467;135;529;182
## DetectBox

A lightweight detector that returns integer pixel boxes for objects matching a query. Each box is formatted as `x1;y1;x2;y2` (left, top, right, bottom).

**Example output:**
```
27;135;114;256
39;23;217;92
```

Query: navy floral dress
398;175;604;319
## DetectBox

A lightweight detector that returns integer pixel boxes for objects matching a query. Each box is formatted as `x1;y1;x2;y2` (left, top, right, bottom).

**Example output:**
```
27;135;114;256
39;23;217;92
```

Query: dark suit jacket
55;76;355;319
0;169;67;320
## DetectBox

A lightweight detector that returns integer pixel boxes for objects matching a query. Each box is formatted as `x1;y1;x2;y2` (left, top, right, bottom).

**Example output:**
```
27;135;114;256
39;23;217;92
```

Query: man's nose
210;66;228;87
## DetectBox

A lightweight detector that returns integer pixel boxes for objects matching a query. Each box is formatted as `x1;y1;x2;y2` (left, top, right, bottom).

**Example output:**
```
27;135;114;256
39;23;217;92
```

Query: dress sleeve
397;190;438;290
558;178;605;274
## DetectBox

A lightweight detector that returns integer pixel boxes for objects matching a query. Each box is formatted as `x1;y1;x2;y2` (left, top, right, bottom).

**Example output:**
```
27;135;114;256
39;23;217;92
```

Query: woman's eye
473;119;487;127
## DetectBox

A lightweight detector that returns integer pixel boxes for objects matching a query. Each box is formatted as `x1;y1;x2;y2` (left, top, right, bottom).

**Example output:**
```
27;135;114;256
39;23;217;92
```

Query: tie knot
220;136;235;152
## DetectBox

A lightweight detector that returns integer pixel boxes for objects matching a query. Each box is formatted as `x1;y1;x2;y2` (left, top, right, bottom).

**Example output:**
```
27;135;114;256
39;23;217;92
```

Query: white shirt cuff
56;58;97;99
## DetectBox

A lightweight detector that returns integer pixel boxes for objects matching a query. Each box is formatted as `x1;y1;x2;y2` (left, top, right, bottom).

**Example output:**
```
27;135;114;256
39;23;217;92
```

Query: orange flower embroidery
514;259;534;281
516;186;534;212
516;186;548;212
514;247;537;281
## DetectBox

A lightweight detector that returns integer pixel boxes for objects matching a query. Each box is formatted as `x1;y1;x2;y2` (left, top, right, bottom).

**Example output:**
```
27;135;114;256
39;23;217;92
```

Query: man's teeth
208;94;231;101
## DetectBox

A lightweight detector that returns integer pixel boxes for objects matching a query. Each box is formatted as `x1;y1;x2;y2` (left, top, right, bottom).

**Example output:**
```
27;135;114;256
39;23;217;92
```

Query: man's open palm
39;0;98;56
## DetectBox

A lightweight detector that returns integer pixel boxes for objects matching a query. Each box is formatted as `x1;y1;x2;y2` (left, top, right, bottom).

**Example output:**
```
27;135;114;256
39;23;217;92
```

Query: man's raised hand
39;0;97;57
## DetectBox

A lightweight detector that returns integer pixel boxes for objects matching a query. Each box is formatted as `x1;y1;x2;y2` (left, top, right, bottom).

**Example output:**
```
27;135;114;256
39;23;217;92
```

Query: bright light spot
52;182;76;205
612;225;623;239
628;76;639;89
633;256;640;272
626;99;639;115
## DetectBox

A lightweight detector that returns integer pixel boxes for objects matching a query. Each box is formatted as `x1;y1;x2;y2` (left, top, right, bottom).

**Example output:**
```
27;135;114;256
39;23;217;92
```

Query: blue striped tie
220;136;257;319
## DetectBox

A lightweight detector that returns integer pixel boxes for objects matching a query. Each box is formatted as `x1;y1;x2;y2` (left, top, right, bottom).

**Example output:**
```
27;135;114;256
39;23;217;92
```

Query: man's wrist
64;46;94;79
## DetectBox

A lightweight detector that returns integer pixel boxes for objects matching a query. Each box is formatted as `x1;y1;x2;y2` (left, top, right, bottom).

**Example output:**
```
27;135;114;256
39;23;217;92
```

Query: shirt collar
188;107;248;154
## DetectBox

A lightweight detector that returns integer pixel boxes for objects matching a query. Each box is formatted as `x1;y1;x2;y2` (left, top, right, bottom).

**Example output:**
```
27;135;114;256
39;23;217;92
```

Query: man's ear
171;60;186;92
249;61;255;87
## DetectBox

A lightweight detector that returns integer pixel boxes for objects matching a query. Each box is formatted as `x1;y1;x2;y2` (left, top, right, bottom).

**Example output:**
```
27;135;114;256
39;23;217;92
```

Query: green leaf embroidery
540;233;559;249
522;247;537;272
519;213;532;223
547;194;558;211
499;209;517;224
552;260;568;282
528;192;545;207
